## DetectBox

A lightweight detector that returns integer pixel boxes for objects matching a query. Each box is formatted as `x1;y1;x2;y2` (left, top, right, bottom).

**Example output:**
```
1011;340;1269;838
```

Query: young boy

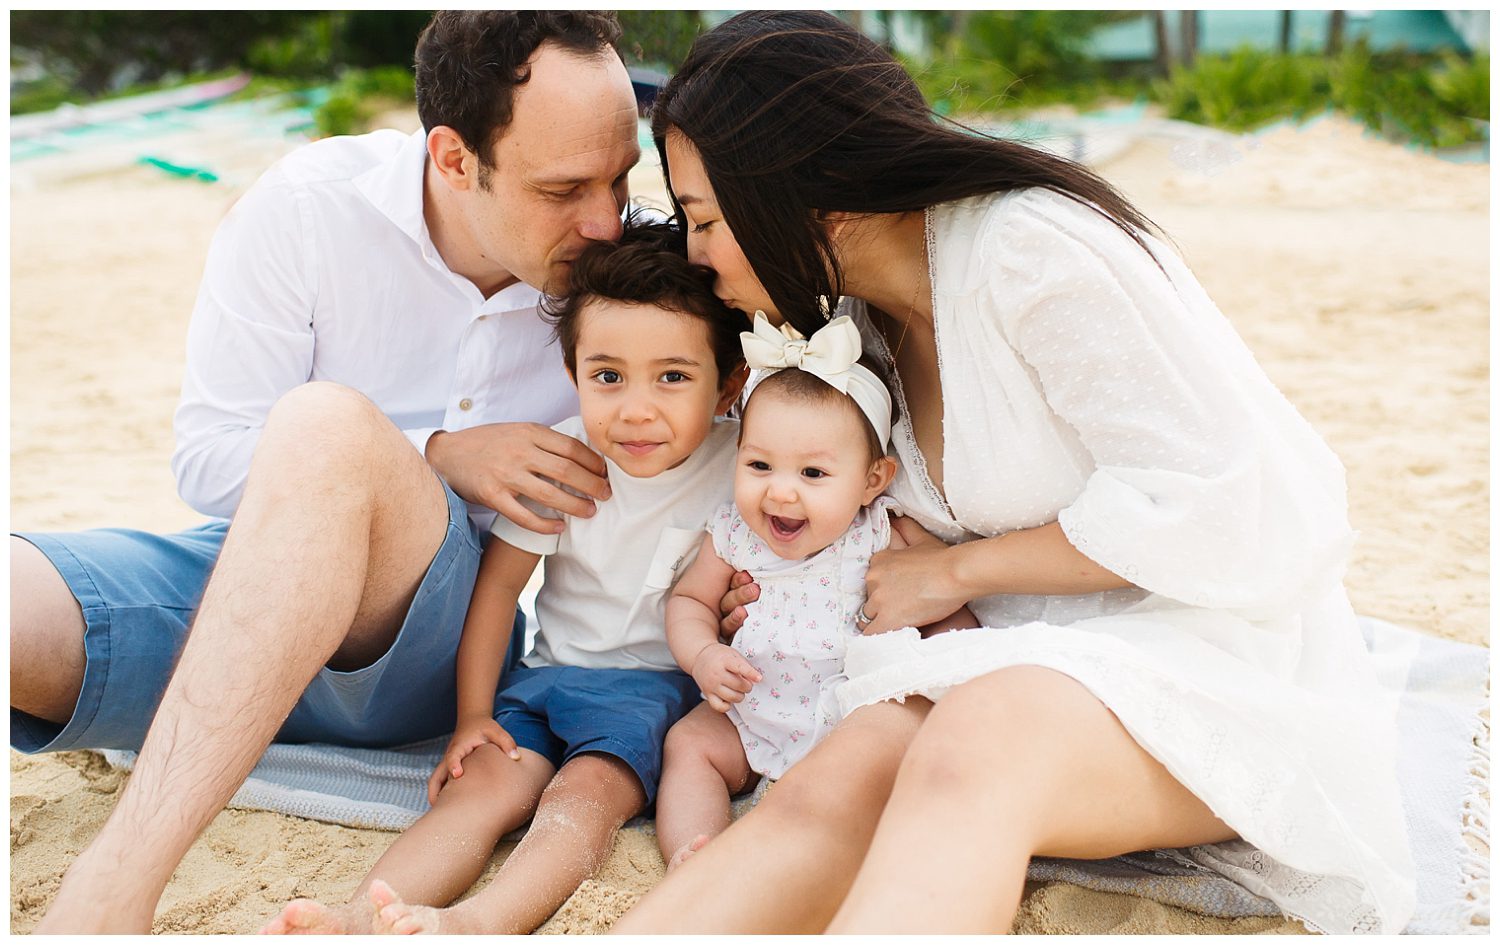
261;221;747;935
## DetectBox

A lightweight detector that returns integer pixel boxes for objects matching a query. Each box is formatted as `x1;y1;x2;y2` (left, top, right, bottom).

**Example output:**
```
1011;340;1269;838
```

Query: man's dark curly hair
414;11;621;171
541;215;746;384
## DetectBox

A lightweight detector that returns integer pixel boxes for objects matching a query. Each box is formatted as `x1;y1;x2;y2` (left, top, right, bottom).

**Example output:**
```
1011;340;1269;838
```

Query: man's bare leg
261;745;557;934
370;753;647;934
826;666;1237;933
655;703;753;871
36;382;456;934
9;536;87;724
609;699;931;934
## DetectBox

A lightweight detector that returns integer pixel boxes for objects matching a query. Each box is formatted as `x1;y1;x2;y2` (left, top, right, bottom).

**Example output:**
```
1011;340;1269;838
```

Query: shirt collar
353;129;542;314
353;129;431;250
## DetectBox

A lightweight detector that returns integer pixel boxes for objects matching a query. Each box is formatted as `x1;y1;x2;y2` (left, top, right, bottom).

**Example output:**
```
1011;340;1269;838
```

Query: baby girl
653;314;969;870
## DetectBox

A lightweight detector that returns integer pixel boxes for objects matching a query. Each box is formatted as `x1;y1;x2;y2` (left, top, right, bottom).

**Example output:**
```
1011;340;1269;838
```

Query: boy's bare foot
665;834;713;872
369;879;453;935
259;898;364;934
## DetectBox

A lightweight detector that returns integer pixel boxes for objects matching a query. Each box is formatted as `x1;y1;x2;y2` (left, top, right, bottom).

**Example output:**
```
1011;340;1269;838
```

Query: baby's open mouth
769;515;807;542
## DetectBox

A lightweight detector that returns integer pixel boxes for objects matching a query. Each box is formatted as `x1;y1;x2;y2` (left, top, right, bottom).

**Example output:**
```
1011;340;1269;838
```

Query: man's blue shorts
11;478;524;753
494;664;701;805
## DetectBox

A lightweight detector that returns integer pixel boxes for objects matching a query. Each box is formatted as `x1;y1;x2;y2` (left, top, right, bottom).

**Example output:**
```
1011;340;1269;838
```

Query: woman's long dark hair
652;10;1161;337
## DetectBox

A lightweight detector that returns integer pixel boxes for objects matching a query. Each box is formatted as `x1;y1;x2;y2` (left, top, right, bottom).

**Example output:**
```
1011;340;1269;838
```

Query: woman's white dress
835;189;1416;934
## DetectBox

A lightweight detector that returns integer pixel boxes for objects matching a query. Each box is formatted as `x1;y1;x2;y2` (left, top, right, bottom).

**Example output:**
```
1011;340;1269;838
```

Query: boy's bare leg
36;383;455;934
261;746;557;934
826;667;1236;933
609;699;930;934
370;753;648;934
655;703;754;870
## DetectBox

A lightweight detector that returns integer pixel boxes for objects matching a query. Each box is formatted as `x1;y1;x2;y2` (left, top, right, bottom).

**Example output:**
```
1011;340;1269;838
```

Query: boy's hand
691;643;762;713
427;715;522;805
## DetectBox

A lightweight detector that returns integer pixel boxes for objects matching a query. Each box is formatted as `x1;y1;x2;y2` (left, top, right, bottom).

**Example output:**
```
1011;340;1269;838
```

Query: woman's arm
859;517;1129;635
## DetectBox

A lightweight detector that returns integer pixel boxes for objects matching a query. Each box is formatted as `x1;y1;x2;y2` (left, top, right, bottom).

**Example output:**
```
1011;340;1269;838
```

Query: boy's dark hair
741;359;900;465
415;11;621;176
541;216;746;384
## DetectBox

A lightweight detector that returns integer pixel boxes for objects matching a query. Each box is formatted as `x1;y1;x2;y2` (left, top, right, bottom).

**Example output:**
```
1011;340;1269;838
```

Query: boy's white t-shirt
490;415;739;672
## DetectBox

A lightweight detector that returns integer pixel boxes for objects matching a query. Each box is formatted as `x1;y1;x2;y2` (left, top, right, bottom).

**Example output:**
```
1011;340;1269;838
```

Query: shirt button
459;398;473;411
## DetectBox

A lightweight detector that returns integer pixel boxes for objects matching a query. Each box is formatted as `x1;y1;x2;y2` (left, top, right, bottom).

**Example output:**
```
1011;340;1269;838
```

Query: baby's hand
691;643;763;713
427;715;521;805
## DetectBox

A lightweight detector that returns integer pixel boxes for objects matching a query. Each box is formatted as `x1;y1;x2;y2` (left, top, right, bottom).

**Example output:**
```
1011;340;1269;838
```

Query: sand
9;112;1489;933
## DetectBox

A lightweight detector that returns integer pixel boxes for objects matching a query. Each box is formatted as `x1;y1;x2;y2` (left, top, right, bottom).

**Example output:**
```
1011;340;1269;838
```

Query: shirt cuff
404;426;441;459
489;513;562;556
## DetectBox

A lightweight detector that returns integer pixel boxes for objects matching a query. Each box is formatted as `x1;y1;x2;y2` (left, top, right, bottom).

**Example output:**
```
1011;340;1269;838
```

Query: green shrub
1329;43;1482;148
312;66;416;138
1151;42;1486;148
246;15;337;79
616;11;701;69
1430;51;1489;121
903;11;1132;115
1156;46;1329;131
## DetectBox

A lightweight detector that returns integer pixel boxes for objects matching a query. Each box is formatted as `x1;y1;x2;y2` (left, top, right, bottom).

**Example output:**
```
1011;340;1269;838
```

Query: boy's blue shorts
494;663;701;805
11;478;524;753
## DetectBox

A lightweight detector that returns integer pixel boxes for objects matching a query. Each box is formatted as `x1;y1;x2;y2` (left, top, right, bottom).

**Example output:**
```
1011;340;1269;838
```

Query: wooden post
1326;10;1346;56
1279;11;1293;52
1154;11;1173;75
1180;10;1198;67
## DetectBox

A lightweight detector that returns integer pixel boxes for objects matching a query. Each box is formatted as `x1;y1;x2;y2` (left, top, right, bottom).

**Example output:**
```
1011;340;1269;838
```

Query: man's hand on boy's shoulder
426;422;611;534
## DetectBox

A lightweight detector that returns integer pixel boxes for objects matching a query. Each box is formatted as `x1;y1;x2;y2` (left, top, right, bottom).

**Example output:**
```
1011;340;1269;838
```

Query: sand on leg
826;665;1237;933
655;701;755;870
370;752;648;934
609;698;931;934
260;745;557;934
36;383;455;934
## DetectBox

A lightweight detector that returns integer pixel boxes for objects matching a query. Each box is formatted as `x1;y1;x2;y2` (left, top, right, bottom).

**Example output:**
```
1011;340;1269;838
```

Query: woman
613;10;1414;935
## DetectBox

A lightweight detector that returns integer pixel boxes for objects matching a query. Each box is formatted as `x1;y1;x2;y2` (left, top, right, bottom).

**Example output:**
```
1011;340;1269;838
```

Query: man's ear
715;362;750;415
863;454;897;504
427;126;480;192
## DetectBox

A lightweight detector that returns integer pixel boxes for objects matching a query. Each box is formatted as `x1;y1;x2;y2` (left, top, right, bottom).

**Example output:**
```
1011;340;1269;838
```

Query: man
11;12;639;933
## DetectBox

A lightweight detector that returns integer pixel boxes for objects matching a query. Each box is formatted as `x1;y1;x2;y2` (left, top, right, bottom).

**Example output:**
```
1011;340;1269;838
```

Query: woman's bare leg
610;698;931;934
828;666;1237;933
655;703;754;870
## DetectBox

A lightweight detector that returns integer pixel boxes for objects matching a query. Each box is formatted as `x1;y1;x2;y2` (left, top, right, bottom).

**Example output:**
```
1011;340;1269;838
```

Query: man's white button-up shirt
171;129;579;527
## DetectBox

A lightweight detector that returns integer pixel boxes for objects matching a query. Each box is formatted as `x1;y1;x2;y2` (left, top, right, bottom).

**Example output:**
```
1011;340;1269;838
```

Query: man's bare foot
259;898;366;935
368;879;457;935
665;834;713;872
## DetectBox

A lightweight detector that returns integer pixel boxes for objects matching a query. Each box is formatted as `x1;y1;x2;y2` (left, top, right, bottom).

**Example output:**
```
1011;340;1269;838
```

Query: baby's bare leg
656;703;754;870
371;752;647;934
261;745;554;934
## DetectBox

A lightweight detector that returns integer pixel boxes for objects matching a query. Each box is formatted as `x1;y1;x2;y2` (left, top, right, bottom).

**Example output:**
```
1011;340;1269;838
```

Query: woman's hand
858;515;971;635
717;571;760;641
427;715;522;805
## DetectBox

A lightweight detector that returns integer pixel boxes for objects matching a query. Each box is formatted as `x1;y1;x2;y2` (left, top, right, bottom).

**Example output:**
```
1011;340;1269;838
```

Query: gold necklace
888;273;923;364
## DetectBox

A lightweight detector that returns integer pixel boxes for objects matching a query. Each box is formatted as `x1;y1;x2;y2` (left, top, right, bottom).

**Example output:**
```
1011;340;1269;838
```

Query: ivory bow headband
740;312;893;447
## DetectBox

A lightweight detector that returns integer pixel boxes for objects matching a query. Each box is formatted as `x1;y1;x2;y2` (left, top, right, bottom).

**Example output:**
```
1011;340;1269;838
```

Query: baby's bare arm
667;534;737;673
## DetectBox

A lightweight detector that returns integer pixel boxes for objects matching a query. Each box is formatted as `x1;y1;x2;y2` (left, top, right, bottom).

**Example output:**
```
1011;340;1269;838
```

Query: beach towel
100;616;1488;933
